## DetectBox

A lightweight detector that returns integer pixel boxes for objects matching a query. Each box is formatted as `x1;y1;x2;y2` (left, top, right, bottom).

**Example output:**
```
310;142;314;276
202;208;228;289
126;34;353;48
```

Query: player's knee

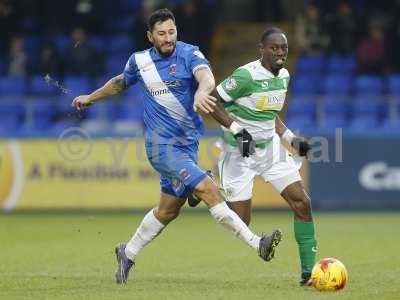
194;178;220;203
291;195;312;221
156;207;180;223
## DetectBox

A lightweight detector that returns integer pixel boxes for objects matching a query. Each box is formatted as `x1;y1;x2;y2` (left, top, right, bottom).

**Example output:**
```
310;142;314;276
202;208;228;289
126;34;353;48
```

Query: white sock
125;209;165;260
209;202;260;250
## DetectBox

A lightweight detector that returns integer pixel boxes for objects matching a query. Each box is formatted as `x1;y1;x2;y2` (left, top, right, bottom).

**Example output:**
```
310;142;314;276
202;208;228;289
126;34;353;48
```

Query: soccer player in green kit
190;27;317;286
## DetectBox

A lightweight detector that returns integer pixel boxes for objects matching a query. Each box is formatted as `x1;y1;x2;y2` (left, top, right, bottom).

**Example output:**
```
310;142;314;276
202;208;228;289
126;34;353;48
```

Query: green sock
294;219;317;274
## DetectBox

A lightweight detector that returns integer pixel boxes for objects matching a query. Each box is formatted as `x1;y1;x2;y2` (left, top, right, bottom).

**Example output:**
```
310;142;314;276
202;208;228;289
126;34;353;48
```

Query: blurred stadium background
1;1;400;299
1;0;399;211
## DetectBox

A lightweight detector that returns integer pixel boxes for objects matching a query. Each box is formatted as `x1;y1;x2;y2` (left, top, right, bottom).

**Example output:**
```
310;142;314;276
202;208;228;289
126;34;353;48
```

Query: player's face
147;19;177;56
261;33;288;71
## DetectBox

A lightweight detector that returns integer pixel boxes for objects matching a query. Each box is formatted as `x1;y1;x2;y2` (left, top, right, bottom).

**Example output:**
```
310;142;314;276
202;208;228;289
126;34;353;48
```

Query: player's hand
234;128;256;157
291;136;311;157
71;95;93;110
193;91;217;113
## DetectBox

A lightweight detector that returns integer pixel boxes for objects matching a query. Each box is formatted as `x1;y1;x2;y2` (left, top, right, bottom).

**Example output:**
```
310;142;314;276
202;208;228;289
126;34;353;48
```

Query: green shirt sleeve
216;68;252;102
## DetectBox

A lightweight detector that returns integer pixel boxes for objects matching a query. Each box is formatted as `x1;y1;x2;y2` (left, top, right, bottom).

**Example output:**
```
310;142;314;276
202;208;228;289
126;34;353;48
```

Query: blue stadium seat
0;77;27;96
92;76;110;91
88;35;107;53
379;119;400;133
351;97;387;119
53;34;70;55
323;98;349;115
326;55;355;74
106;55;129;75
85;102;115;120
296;56;325;75
355;76;383;96
285;115;315;131
50;120;78;134
31;100;57;130
108;35;133;53
109;18;133;32
0;102;25;131
320;115;347;131
286;98;316;119
115;102;143;121
23;35;41;57
57;101;77;116
348;116;379;132
387;74;400;95
322;75;352;96
63;76;91;97
320;98;349;130
28;75;58;96
290;76;319;95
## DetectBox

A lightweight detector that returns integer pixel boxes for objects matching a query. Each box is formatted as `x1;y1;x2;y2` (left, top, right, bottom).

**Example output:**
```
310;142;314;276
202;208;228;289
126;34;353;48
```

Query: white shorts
218;133;303;202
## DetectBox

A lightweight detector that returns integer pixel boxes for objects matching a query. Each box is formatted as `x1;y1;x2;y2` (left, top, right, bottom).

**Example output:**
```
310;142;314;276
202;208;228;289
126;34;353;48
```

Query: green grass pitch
1;211;399;300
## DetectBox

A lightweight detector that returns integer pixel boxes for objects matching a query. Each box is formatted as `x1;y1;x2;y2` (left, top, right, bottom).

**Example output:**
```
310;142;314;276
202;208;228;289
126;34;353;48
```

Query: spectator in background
73;0;107;34
175;1;198;45
193;0;216;57
38;43;60;76
253;0;284;22
356;22;386;74
387;1;400;72
133;3;153;51
295;3;330;56
65;27;101;77
327;1;357;55
8;35;28;77
0;0;16;56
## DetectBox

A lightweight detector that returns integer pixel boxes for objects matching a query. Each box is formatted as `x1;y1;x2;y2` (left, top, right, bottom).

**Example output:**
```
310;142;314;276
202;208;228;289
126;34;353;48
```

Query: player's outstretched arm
193;68;217;113
72;74;127;110
276;116;311;157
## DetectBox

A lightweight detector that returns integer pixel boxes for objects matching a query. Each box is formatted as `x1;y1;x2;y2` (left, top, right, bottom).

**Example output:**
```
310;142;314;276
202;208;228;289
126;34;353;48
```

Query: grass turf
0;211;399;300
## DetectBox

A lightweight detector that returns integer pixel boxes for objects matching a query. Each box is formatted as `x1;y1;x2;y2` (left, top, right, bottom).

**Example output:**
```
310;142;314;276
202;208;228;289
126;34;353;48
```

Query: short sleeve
189;47;211;75
216;68;252;102
123;54;139;87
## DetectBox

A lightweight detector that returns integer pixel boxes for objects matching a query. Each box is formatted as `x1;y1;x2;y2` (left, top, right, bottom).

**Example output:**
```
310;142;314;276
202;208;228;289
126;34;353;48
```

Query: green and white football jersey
216;60;290;141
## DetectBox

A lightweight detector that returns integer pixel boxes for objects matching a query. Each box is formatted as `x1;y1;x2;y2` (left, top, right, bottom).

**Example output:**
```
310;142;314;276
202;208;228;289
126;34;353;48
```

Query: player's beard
156;42;176;57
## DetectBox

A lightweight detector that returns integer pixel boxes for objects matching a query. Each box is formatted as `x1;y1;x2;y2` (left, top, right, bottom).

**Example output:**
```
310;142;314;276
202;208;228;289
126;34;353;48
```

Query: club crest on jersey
225;77;237;90
171;177;181;189
169;64;176;74
179;168;191;180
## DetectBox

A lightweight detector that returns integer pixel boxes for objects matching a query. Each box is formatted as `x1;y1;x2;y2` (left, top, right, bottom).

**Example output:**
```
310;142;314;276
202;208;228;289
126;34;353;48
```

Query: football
311;258;348;291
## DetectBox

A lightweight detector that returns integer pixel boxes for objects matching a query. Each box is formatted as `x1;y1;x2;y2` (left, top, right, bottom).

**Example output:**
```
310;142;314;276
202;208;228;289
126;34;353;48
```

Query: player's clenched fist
72;95;93;110
291;136;311;157
234;128;255;157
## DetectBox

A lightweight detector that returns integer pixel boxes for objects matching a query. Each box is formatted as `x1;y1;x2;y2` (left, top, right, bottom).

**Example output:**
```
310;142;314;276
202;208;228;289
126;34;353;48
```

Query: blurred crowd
0;0;217;79
293;1;400;75
1;0;400;135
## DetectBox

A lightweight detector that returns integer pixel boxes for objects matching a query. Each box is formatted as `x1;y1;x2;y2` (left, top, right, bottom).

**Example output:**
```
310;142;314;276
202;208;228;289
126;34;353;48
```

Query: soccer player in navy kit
72;8;281;284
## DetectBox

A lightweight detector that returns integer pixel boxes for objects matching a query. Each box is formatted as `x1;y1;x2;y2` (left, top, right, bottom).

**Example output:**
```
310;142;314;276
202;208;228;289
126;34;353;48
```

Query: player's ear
147;31;153;44
259;42;264;56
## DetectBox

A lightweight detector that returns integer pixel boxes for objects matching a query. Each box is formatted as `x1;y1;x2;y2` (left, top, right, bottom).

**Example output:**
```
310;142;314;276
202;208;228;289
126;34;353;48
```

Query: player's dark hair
147;8;176;31
260;27;284;45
